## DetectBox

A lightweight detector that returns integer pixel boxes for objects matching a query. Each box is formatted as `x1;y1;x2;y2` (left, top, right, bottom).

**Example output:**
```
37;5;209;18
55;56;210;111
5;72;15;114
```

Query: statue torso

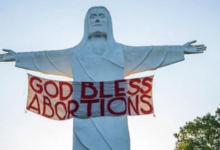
71;44;124;82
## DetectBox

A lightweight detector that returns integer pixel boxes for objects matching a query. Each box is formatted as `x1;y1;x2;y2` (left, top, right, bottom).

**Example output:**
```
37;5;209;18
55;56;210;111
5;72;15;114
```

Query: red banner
27;74;154;120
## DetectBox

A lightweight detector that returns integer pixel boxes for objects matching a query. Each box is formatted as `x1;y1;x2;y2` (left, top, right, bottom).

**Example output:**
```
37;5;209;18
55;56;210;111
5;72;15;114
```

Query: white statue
0;6;206;150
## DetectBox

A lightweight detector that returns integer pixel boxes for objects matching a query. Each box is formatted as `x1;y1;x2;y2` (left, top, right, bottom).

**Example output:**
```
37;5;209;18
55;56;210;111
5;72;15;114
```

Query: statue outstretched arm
0;48;74;78
123;40;206;76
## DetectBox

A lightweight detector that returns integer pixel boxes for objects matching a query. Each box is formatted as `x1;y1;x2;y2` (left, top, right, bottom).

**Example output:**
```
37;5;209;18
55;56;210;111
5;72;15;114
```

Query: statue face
88;8;108;37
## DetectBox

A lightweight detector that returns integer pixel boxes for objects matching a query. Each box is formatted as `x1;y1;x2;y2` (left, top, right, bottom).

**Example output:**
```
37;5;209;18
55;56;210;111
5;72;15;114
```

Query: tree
174;106;220;150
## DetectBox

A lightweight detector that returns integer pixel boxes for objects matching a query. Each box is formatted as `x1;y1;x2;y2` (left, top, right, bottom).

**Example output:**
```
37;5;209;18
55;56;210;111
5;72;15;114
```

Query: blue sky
0;0;220;150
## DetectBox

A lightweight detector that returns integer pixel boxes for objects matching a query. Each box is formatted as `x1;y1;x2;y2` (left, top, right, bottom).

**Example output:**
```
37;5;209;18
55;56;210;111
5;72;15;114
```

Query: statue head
78;6;117;46
88;7;108;37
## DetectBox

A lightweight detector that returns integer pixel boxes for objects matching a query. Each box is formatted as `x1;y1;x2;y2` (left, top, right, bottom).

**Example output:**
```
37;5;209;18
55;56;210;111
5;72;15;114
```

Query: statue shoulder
122;45;154;51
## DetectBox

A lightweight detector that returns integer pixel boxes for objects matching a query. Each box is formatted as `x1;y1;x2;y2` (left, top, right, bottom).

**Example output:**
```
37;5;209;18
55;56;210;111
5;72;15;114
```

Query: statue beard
89;31;107;37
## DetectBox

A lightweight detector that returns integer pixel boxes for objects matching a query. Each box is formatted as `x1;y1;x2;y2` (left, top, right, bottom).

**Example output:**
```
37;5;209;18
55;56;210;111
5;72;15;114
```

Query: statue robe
15;44;184;150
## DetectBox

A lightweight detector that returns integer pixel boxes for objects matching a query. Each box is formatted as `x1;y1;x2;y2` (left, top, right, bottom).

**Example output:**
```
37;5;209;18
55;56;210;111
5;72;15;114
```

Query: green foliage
174;107;220;150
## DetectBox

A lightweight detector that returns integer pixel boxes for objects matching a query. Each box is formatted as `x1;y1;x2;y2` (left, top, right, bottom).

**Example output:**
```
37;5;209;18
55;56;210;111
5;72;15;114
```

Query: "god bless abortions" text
27;75;154;120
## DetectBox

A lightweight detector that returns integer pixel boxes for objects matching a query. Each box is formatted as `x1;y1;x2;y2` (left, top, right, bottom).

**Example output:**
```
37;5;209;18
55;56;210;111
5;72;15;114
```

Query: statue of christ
0;6;206;150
